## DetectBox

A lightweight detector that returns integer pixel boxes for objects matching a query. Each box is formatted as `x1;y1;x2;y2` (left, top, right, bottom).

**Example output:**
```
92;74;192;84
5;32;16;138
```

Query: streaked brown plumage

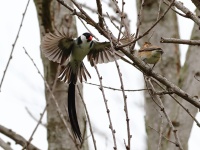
138;42;163;68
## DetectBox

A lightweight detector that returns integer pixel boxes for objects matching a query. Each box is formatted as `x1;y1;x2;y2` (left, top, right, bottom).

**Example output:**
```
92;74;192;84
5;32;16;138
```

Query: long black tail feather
68;74;82;142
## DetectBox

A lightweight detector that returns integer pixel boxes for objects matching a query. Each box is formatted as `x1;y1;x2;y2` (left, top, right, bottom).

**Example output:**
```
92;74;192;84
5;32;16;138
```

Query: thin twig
130;0;144;53
117;0;175;48
77;85;97;150
148;78;184;150
119;47;200;109
104;23;131;149
22;106;47;150
57;0;108;38
110;0;130;42
0;0;30;92
23;48;80;149
114;55;131;150
157;0;163;20
96;0;104;28
78;17;99;40
151;78;200;127
25;107;47;128
148;125;177;145
120;0;130;35
106;13;125;36
143;76;162;109
80;3;121;23
93;59;117;150
58;0;200;120
84;82;149;92
157;115;163;150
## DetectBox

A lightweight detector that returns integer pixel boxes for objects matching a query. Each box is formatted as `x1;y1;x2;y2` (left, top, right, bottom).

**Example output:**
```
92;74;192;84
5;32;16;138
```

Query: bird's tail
58;62;91;84
58;62;90;142
68;76;82;142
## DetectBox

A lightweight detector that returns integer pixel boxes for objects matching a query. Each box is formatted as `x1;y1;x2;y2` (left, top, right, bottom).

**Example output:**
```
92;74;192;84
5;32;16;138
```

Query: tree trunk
34;0;88;149
176;9;200;150
136;1;184;150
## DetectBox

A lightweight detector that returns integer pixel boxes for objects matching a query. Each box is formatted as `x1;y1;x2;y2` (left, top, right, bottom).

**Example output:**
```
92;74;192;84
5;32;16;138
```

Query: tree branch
0;137;13;150
57;0;200;110
120;48;200;109
93;59;118;150
167;0;200;26
77;85;97;150
147;78;183;150
96;0;104;28
0;124;40;150
0;0;30;91
161;37;200;45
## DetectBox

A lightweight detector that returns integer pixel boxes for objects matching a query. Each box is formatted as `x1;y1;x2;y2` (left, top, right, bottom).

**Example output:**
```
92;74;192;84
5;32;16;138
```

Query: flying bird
41;30;131;142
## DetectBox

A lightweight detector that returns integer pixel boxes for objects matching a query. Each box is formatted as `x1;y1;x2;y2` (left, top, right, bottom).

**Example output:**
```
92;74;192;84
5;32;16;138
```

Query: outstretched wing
41;30;74;64
87;41;124;66
87;34;134;66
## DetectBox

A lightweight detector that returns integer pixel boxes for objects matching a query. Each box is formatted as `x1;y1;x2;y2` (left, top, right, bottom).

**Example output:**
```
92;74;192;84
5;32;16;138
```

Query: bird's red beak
88;35;93;41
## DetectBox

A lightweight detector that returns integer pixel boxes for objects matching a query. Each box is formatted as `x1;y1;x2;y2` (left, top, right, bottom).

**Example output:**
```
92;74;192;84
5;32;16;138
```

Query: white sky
0;0;199;150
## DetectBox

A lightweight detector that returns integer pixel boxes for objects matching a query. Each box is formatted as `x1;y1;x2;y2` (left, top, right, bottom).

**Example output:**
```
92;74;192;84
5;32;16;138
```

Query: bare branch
148;125;177;145
84;82;149;92
161;37;200;45
167;0;200;26
25;107;47;128
120;48;200;109
23;48;80;149
56;0;200;111
151;78;200;127
157;115;163;150
93;59;118;150
104;22;131;149
0;124;39;150
147;78;183;150
23;106;47;149
117;0;175;48
0;137;13;150
163;0;188;17
131;0;144;53
0;0;30;92
106;13;125;36
81;3;121;23
96;0;104;28
77;85;97;150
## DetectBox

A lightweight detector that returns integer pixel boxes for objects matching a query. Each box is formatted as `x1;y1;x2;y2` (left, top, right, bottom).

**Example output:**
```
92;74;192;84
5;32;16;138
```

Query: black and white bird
41;30;130;142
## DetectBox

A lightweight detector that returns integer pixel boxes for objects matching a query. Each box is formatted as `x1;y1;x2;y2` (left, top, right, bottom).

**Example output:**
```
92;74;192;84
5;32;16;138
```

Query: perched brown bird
138;42;163;69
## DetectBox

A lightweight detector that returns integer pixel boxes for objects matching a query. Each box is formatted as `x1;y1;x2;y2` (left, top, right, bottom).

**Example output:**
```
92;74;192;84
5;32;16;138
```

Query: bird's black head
83;33;93;42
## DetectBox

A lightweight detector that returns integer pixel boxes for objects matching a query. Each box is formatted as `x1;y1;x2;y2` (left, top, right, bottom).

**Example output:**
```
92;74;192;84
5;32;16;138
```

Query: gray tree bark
136;1;200;150
176;9;200;149
34;0;88;149
136;1;182;150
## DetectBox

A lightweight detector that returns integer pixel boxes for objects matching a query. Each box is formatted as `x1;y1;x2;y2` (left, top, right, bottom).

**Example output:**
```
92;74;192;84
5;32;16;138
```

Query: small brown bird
138;42;163;69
